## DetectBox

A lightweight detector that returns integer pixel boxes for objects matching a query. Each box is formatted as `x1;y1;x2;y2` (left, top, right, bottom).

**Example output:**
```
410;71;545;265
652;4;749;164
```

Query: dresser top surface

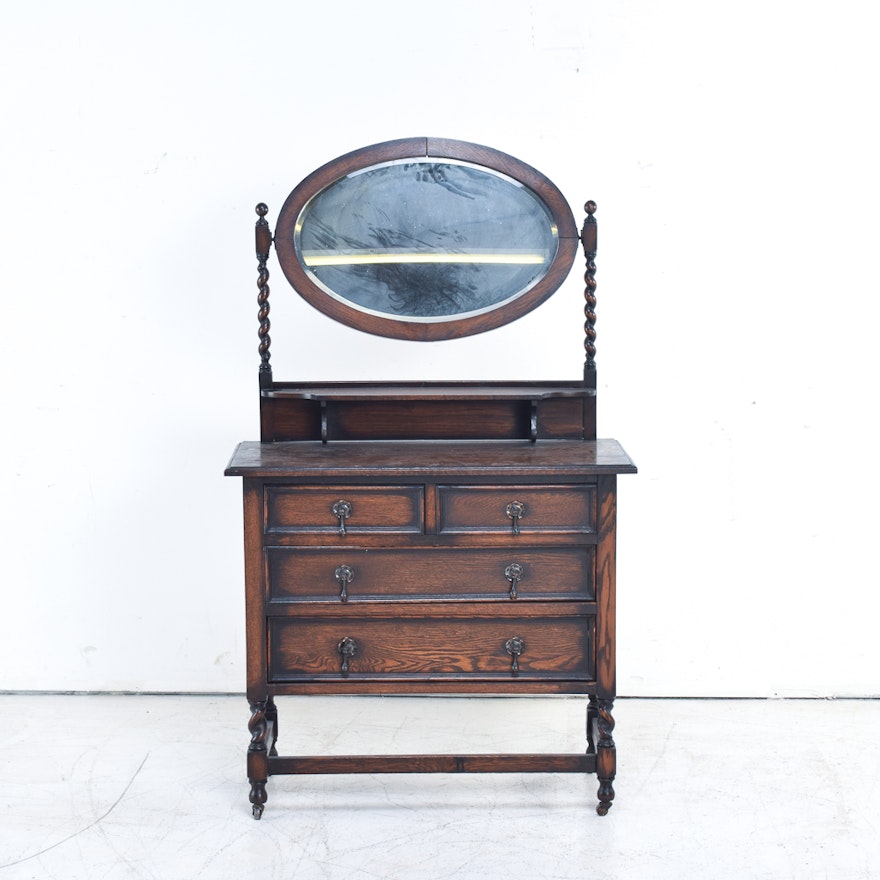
225;439;636;479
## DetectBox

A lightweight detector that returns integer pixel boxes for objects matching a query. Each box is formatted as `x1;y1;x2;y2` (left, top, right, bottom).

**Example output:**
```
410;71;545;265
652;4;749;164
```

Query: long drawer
268;606;594;683
267;547;594;602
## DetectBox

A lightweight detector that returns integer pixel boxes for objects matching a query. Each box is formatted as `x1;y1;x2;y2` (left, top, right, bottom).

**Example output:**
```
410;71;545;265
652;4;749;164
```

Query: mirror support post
256;203;274;390
581;201;597;389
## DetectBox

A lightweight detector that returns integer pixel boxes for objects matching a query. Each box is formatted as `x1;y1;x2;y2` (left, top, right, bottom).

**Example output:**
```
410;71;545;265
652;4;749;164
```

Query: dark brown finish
267;547;595;603
255;203;272;388
269;753;596;775
227;441;634;815
259;382;596;443
437;485;595;534
272;138;579;341
227;439;636;478
581;201;598;386
268;608;592;681
266;485;424;535
229;139;636;819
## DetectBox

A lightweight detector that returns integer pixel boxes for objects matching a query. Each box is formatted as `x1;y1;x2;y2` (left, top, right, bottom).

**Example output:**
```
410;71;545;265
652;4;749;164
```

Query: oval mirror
274;138;578;340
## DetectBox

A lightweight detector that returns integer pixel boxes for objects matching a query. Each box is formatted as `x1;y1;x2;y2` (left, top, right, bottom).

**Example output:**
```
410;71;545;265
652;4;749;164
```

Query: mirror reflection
294;160;559;321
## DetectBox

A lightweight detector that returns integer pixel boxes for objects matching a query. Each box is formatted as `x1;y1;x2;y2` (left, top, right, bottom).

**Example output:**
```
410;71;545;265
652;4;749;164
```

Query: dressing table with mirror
225;137;636;818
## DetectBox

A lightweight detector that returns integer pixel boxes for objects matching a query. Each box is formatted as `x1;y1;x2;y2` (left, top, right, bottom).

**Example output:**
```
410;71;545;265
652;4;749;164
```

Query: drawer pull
332;500;353;536
504;563;524;599
334;565;354;602
506;501;525;535
337;637;358;676
505;637;525;675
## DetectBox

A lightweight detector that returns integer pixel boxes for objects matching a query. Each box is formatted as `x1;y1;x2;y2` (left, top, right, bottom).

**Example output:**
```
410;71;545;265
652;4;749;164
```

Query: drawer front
266;485;424;535
438;485;595;534
267;547;594;602
268;613;594;682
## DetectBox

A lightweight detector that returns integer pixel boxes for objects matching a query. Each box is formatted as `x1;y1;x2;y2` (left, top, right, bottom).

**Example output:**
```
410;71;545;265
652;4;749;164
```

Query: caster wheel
252;804;264;820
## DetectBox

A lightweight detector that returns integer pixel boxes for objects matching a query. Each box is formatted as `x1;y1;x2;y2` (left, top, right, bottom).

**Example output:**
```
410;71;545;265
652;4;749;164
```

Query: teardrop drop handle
334;565;354;602
337;637;357;677
506;501;525;536
332;500;352;536
505;637;525;675
504;563;524;599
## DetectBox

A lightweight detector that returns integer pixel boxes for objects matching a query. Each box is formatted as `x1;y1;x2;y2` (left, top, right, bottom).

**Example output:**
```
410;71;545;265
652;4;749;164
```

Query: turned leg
586;696;598;754
266;696;279;757
248;700;270;819
595;699;616;816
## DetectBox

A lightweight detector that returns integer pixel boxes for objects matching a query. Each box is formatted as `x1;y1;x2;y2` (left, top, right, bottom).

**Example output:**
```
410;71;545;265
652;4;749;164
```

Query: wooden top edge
261;384;597;401
225;439;637;477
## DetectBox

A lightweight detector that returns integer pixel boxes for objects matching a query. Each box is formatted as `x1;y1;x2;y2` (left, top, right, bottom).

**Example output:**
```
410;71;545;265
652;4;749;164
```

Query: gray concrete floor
1;694;878;879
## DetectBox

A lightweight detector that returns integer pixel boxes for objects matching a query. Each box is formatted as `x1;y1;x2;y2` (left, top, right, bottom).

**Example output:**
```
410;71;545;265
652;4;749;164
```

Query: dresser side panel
242;479;268;699
595;474;617;698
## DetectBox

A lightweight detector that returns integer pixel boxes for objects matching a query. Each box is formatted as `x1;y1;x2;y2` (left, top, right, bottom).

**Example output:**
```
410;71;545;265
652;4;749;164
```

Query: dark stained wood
272;138;578;341
581;201;598;387
227;438;635;479
265;485;424;535
260;382;596;443
267;546;595;603
260;390;595;442
254;203;272;388
242;483;267;698
230;139;635;818
437;484;596;534
268;610;593;681
263;382;595;400
595;475;618;814
327;399;532;442
426;137;579;242
231;442;634;816
269;753;597;775
267;679;596;696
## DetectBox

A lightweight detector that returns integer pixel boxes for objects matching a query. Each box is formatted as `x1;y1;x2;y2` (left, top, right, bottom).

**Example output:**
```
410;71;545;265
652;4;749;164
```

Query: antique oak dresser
225;137;636;818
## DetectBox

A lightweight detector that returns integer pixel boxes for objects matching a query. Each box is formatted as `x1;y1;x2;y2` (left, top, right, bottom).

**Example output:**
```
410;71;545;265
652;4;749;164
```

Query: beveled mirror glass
274;138;578;340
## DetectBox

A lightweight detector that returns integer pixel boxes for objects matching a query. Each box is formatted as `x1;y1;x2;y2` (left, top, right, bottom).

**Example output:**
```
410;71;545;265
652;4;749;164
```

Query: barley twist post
255;203;272;389
247;700;269;819
581;201;598;387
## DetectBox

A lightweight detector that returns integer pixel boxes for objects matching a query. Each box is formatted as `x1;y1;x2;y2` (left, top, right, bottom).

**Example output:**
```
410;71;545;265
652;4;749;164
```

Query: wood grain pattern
265;485;424;534
269;753;597;775
437;484;596;534
268;611;593;680
267;546;595;602
226;439;636;478
231;139;635;818
271;138;578;341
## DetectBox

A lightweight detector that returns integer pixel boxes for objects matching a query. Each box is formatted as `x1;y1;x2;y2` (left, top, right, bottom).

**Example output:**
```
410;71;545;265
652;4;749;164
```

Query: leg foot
595;699;616;816
250;783;266;820
596;779;615;815
248;700;270;819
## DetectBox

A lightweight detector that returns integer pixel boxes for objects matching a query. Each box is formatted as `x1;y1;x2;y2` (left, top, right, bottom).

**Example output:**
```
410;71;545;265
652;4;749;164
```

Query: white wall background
2;1;878;697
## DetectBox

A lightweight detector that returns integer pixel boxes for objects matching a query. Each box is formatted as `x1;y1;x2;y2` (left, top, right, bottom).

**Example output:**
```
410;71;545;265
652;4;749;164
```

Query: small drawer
268;611;594;682
266;485;424;535
437;485;595;535
267;547;594;602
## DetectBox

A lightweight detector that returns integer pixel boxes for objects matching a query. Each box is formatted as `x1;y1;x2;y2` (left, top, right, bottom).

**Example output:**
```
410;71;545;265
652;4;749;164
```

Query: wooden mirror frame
272;137;579;341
